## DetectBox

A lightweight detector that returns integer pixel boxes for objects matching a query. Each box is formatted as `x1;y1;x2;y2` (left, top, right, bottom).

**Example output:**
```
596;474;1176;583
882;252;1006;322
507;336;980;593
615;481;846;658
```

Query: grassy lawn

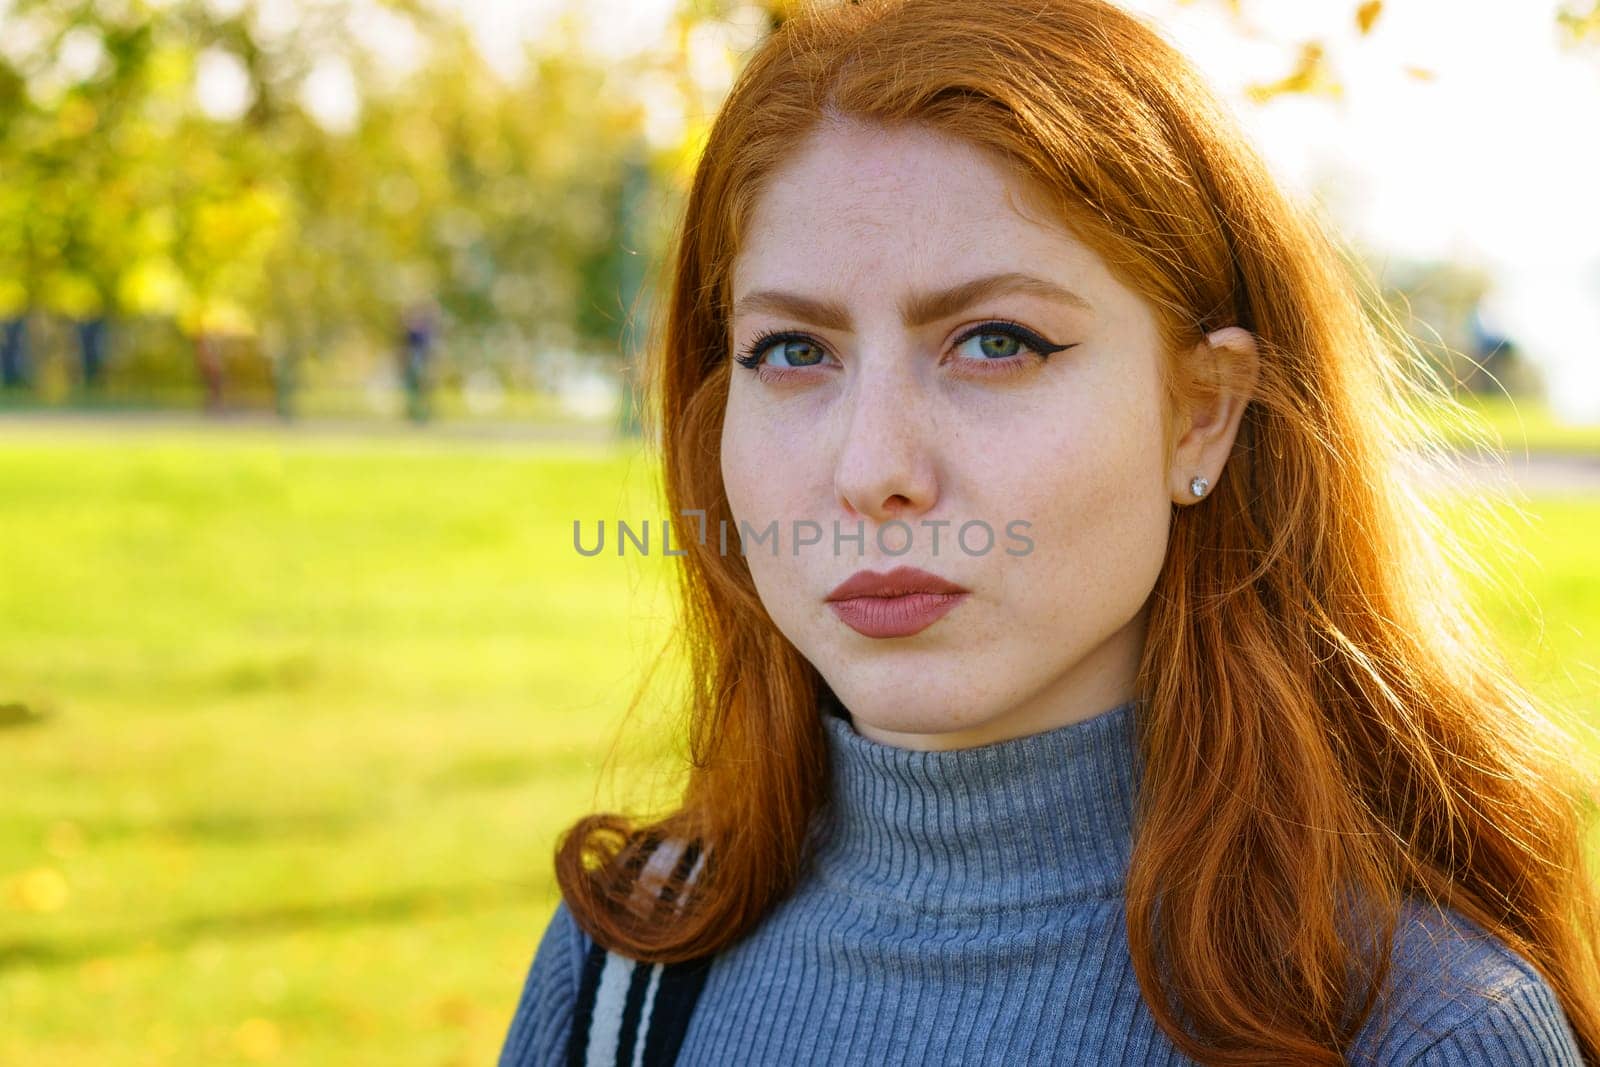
0;426;679;1066
1428;392;1600;455
0;424;1596;1065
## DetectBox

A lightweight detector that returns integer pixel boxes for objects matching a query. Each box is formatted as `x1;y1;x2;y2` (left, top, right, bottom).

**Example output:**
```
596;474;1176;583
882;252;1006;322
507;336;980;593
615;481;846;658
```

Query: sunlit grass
0;425;679;1066
0;423;1595;1065
1427;392;1600;455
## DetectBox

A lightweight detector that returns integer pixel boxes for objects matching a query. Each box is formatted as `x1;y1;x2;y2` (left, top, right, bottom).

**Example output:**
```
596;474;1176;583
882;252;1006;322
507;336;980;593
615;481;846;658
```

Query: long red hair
553;1;1600;1062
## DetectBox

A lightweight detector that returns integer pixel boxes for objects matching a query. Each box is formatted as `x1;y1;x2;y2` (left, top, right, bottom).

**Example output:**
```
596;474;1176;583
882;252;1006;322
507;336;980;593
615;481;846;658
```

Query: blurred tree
0;0;664;414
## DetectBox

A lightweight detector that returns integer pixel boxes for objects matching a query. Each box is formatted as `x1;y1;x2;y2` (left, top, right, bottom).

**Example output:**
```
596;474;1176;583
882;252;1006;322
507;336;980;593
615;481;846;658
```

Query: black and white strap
565;837;715;1067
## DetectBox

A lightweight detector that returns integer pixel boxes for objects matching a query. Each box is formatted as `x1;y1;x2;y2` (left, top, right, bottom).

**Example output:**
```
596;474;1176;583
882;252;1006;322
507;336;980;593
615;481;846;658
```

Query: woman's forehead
740;123;1064;240
731;122;1095;279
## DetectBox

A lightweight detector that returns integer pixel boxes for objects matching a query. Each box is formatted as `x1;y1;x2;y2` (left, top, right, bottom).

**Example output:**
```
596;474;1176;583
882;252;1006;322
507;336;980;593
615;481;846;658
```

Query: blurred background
1;0;1597;1063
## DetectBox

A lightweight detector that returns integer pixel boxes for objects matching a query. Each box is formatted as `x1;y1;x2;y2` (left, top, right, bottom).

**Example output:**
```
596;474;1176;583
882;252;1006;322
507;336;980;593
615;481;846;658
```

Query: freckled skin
721;117;1252;752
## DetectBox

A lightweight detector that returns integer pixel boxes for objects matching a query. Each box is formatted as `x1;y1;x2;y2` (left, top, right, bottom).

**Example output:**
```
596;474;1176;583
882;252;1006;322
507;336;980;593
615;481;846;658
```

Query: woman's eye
734;333;828;371
950;322;1069;364
762;339;825;367
954;329;1027;361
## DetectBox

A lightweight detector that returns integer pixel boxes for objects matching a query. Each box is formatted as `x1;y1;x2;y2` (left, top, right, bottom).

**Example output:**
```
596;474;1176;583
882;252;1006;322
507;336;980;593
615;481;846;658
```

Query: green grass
0;426;680;1066
0;383;615;426
1428;393;1600;455
0;424;1596;1065
1444;493;1600;716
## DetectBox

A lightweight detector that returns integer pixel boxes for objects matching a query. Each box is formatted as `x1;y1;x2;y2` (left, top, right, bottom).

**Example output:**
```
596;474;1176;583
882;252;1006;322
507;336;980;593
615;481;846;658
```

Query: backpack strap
566;836;716;1067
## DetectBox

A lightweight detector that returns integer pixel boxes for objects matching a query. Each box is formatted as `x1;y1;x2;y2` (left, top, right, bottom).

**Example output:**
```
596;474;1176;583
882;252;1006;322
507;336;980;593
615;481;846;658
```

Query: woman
500;0;1600;1063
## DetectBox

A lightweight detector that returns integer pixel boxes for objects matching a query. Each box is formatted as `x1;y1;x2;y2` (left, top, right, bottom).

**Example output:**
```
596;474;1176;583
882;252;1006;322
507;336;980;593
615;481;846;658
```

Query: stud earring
1189;475;1210;499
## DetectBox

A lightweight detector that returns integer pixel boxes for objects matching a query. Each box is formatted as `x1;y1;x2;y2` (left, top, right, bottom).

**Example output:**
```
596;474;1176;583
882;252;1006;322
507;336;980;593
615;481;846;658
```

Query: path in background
0;409;617;445
1419;451;1600;494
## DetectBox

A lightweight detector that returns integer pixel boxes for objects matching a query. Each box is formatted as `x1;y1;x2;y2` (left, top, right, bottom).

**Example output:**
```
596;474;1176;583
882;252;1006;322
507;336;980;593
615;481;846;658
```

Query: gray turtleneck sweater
498;698;1584;1065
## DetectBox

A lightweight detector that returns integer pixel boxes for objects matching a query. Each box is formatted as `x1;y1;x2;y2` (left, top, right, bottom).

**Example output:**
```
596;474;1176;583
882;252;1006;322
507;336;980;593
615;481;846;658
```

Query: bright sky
449;0;1600;420
1121;0;1600;422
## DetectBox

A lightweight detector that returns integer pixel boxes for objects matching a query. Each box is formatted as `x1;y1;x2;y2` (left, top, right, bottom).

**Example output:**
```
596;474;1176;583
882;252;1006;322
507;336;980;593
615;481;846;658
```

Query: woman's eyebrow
731;271;1092;331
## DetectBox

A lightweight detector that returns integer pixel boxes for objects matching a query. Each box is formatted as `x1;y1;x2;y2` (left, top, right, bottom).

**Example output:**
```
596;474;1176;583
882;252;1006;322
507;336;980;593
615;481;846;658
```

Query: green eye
734;331;828;370
951;321;1070;362
769;340;825;366
957;331;1025;360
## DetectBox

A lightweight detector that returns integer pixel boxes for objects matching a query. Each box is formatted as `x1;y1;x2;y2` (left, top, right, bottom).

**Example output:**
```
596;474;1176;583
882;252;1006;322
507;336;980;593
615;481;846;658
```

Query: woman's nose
831;360;939;524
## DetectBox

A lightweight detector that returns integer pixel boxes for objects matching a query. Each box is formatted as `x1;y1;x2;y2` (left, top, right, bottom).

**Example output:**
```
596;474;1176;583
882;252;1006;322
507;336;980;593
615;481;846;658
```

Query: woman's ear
1169;326;1260;504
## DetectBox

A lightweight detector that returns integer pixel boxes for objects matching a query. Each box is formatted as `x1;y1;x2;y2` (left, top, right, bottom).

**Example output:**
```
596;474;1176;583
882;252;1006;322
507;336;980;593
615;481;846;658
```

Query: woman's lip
825;564;969;600
827;592;968;638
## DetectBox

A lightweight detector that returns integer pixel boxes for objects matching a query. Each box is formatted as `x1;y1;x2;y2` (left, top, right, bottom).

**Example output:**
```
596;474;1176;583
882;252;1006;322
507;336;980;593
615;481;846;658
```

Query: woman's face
721;118;1228;751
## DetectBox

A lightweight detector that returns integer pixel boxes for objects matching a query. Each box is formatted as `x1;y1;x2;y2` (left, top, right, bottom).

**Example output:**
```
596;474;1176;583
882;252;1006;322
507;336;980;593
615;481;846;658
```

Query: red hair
553;1;1600;1062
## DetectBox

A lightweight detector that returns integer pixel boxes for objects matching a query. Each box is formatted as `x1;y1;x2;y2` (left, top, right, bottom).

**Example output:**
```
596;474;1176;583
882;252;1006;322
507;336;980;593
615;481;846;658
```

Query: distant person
400;301;438;424
0;316;29;389
195;332;225;413
1468;302;1517;393
76;317;109;391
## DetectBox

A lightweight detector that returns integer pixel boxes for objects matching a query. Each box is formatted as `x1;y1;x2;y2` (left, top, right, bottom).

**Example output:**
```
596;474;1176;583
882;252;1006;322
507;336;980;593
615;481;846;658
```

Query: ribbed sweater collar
811;693;1143;912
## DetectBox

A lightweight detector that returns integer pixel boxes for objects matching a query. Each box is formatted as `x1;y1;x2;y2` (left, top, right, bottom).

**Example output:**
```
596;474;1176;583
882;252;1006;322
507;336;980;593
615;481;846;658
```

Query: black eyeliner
955;320;1076;358
732;320;1077;370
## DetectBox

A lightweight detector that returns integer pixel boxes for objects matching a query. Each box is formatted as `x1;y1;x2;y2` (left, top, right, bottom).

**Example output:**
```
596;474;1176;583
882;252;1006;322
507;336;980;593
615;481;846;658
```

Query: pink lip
825;565;970;639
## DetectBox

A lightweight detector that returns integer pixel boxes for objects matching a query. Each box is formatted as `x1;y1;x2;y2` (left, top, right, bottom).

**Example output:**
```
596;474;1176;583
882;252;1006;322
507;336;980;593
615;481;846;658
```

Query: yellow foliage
0;278;26;317
1557;2;1600;42
1245;41;1343;104
57;96;99;138
119;257;189;317
40;271;103;318
179;296;257;338
1356;1;1384;36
